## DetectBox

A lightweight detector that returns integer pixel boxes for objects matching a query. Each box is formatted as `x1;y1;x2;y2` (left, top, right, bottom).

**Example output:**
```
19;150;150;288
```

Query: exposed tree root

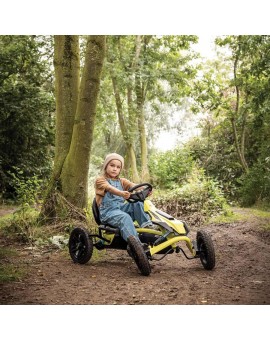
39;190;88;227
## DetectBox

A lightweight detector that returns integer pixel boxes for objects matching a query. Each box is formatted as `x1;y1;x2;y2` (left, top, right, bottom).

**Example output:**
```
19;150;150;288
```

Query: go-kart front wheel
196;230;215;270
127;236;151;276
69;227;93;264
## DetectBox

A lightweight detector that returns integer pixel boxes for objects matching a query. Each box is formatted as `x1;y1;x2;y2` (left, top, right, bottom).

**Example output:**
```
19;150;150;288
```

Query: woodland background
0;1;269;338
0;35;269;217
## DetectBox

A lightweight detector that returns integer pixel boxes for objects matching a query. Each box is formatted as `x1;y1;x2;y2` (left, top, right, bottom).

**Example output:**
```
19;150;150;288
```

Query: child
95;153;153;248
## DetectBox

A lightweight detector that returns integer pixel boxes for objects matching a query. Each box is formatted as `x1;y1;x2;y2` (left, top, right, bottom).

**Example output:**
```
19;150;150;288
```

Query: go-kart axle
175;246;198;260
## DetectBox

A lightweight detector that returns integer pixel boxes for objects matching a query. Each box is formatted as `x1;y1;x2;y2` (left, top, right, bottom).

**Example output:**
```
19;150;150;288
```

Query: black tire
127;236;151;276
69;227;93;264
196;230;215;270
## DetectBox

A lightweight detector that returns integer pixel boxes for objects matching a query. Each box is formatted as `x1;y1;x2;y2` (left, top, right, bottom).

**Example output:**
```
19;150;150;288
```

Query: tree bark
136;75;150;182
135;36;150;182
230;116;249;173
231;53;249;173
53;35;80;178
60;36;106;207
111;75;140;182
41;35;106;219
109;35;151;183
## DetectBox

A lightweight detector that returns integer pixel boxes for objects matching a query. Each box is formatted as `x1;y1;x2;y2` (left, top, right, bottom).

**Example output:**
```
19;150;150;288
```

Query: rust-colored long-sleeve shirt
95;175;136;206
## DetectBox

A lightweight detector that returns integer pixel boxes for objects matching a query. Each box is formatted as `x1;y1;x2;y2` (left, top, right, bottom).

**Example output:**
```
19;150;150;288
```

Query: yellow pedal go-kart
68;183;216;276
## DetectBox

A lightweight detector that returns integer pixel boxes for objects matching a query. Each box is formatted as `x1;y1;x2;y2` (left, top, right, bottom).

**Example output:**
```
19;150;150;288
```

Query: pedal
95;240;105;250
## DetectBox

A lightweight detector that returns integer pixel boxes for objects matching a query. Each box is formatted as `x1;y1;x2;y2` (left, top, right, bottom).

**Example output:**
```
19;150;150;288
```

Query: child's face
106;159;122;178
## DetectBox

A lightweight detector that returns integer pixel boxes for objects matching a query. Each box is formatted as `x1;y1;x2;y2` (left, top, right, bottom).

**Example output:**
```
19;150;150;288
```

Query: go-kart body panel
144;200;187;235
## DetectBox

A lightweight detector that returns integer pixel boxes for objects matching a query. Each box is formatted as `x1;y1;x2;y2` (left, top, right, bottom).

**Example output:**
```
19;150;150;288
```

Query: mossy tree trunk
61;36;106;207
41;35;106;219
53;35;80;179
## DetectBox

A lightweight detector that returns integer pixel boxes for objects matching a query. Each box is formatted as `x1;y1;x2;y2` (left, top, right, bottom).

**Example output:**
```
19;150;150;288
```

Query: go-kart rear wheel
127;236;151;276
196;230;215;270
69;227;93;264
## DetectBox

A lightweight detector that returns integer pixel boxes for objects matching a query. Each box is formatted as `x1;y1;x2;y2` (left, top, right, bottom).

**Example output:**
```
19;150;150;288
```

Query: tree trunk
111;75;140;183
230;116;249;173
134;36;150;181
138;110;150;182
135;73;150;182
231;54;249;173
60;36;106;207
41;35;105;219
53;35;80;178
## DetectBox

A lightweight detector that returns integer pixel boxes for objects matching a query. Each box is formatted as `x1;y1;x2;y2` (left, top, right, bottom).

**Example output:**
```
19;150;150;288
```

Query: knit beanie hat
102;153;124;172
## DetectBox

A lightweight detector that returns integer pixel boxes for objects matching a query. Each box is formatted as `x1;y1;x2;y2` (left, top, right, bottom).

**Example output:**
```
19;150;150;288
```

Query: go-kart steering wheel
127;183;152;203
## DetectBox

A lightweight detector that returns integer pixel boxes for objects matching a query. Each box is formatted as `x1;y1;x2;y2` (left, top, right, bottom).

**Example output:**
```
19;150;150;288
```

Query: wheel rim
70;233;87;261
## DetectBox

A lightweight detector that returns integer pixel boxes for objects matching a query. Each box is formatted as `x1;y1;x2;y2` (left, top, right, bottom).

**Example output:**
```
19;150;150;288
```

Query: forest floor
0;206;270;305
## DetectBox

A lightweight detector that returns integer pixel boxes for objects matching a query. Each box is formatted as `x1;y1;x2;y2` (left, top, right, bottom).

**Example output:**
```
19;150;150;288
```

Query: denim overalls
99;178;152;242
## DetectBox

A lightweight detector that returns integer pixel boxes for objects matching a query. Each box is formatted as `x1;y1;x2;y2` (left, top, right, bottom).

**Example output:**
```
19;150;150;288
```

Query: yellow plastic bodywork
144;200;186;235
101;199;196;257
101;232;115;245
150;236;195;256
143;199;196;257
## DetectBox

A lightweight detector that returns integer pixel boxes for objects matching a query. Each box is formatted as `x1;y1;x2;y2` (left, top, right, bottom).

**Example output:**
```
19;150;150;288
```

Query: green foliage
152;167;230;225
0;35;55;200
95;35;199;161
189;35;270;206
0;169;47;244
149;147;194;189
3;169;46;244
8;168;43;206
148;143;231;222
209;211;246;224
179;168;228;213
187;121;242;201
238;155;270;206
1;207;41;244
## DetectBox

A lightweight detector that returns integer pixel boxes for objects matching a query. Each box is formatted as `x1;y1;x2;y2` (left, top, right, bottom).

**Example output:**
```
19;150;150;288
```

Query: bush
149;147;194;189
238;157;270;206
8;168;43;206
0;171;50;245
152;167;230;226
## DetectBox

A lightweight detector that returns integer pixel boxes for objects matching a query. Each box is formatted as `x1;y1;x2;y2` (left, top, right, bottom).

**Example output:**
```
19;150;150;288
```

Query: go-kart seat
92;197;102;225
92;198;120;235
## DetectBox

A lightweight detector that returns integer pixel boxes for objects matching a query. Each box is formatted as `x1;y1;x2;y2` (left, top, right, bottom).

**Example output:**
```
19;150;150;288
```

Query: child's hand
122;191;131;199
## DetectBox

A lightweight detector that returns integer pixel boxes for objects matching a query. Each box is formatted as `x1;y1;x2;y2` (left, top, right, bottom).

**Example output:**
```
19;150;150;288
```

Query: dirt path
0;208;270;305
